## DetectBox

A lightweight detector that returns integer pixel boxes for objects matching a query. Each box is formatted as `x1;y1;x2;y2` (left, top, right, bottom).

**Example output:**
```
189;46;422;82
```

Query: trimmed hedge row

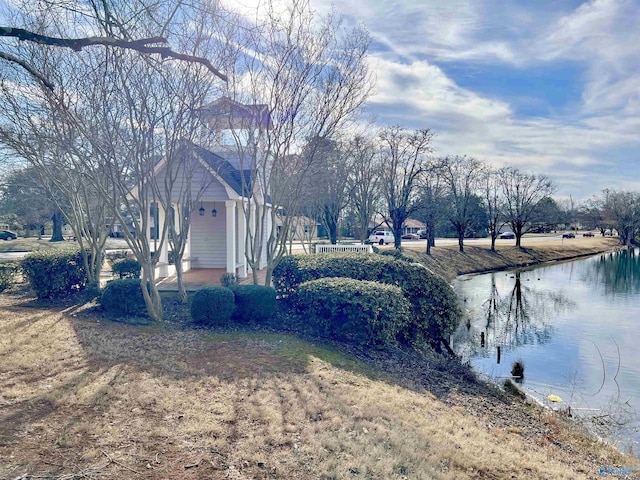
0;263;17;293
111;258;141;278
273;253;461;346
100;279;147;316
97;279;277;323
296;277;412;346
191;287;235;326
190;285;276;326
21;249;89;298
230;285;276;323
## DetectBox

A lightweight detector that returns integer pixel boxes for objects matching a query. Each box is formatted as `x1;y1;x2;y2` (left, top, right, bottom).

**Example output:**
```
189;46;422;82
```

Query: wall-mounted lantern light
211;202;217;217
198;203;205;216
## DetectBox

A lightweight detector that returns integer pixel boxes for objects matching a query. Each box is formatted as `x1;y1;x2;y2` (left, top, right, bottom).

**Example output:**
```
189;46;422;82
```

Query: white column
260;205;270;269
225;200;236;274
184;217;192;272
237;201;247;278
247;202;256;275
156;203;169;277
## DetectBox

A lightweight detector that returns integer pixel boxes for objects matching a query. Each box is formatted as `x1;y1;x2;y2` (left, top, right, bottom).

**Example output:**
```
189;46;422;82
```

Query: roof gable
190;144;253;198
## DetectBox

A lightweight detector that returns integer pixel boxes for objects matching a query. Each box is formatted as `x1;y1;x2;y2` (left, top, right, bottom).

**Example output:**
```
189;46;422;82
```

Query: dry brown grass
0;283;636;479
402;236;622;282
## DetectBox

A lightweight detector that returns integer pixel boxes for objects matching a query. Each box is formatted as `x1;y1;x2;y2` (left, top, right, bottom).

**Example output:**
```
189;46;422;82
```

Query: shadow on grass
64;295;501;403
0;291;507;458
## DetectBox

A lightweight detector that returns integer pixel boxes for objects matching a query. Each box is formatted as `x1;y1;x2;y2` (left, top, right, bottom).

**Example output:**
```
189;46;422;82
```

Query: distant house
402;218;426;236
370;217;426;236
276;215;319;241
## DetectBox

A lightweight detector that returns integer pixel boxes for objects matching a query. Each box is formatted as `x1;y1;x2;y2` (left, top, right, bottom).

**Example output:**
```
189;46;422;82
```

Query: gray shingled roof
190;144;253;198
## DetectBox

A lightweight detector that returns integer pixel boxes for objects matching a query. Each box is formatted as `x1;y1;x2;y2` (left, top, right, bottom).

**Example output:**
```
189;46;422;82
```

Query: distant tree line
293;127;559;253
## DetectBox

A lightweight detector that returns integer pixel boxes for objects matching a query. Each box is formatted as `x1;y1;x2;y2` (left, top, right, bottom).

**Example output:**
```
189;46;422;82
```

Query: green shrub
190;286;235;326
105;250;129;264
272;253;461;347
21;249;89;298
230;285;276;323
380;248;414;262
111;258;141;279
100;279;146;316
296;277;411;346
0;263;18;293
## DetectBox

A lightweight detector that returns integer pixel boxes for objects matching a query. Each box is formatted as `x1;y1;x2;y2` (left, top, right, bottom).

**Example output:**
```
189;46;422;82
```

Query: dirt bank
403;236;623;282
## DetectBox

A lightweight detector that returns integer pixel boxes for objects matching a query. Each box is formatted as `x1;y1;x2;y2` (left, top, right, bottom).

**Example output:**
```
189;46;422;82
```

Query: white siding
190;203;227;268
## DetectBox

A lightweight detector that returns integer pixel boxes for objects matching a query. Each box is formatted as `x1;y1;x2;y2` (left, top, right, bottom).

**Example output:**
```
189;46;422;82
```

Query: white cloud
369;55;511;121
539;0;640;115
365;54;635;188
221;0;640;197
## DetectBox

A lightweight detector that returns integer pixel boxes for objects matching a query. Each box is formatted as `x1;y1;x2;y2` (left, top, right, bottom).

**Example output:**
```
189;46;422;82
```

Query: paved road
0;233;598;260
288;233;593;251
0;251;29;261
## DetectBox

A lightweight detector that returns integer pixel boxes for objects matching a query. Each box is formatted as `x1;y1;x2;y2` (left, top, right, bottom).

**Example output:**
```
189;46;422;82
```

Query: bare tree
0;80;118;283
580;194;611;236
416;163;446;255
603;190;640;246
302;138;351;245
0;0;227;91
500;167;555;248
437;155;484;253
481;167;505;252
378;126;433;249
1;0;228;318
346;134;381;243
222;0;373;284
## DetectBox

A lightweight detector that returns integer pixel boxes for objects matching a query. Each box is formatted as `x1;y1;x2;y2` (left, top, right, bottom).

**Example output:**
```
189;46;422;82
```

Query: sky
1;0;638;201
232;0;640;200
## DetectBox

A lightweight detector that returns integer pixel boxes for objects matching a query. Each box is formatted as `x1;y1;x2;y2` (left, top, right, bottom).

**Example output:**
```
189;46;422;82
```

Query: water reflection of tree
587;248;640;296
456;271;575;357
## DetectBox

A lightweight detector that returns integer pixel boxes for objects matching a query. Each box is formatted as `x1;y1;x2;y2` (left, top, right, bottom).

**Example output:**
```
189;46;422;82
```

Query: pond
452;248;640;453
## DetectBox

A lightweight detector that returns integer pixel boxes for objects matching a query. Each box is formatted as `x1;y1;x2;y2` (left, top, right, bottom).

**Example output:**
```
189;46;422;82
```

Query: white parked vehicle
368;230;395;245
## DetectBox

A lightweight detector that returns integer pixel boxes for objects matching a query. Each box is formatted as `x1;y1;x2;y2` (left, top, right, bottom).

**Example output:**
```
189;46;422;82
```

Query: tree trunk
457;227;465;253
490;234;496;252
175;260;188;303
50;209;64;242
264;265;273;287
515;224;523;248
140;264;163;321
80;245;103;284
329;221;338;245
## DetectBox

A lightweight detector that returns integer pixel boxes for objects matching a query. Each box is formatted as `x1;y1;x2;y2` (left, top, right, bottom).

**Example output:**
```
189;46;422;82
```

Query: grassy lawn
0;237;129;253
0;282;635;479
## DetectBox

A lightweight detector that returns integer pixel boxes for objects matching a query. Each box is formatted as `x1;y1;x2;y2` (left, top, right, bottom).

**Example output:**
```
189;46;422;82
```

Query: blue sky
234;0;640;200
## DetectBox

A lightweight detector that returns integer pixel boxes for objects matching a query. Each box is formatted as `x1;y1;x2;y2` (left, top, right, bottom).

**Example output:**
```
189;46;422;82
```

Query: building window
150;203;159;240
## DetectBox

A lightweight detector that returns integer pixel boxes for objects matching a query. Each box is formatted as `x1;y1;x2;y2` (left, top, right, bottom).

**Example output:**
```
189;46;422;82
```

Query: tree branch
0;50;55;90
0;26;227;82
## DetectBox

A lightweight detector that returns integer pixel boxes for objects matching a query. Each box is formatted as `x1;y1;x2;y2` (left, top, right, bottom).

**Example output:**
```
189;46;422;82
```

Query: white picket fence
315;244;373;254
